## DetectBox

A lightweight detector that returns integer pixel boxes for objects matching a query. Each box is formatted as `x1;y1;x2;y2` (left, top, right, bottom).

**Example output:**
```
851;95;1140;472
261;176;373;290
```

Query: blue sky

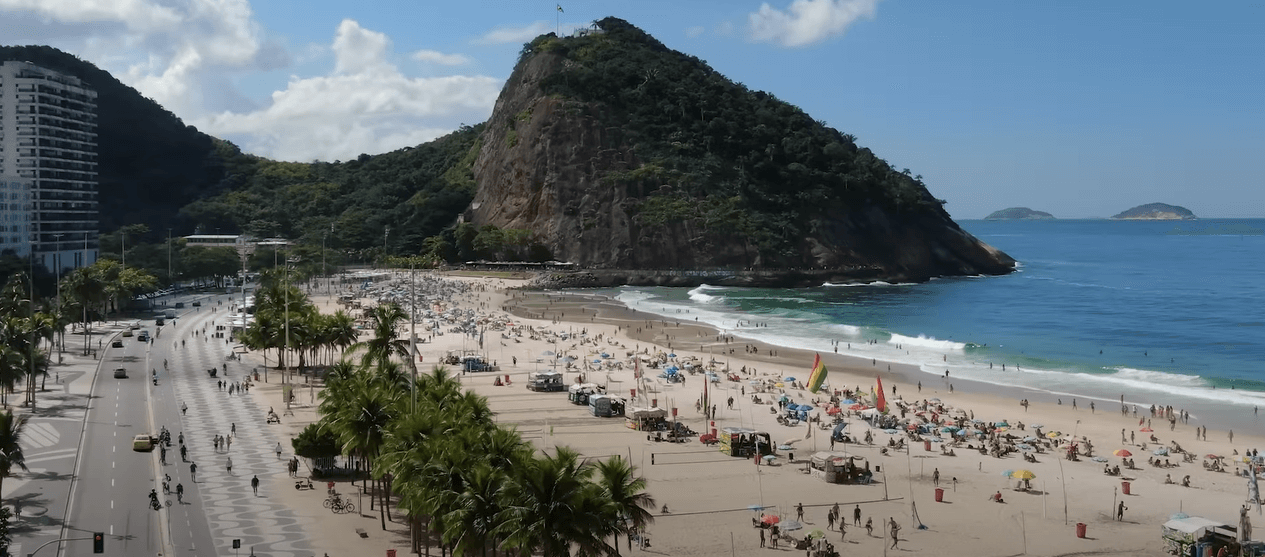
2;0;1262;218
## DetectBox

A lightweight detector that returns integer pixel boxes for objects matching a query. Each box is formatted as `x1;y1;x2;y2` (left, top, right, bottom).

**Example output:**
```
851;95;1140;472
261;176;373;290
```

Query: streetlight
52;233;63;358
167;228;173;288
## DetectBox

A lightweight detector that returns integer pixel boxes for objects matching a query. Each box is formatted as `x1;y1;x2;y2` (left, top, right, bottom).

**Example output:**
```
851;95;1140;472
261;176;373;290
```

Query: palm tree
594;457;656;555
496;446;609;557
0;410;29;498
443;463;507;557
350;303;410;369
326;373;402;530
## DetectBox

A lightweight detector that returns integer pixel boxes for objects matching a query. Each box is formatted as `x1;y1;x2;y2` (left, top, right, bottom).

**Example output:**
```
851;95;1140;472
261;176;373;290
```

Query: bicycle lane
162;299;314;556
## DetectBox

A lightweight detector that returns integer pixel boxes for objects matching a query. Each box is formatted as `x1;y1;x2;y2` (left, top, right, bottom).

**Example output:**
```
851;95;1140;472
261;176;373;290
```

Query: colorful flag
807;353;828;393
875;376;888;413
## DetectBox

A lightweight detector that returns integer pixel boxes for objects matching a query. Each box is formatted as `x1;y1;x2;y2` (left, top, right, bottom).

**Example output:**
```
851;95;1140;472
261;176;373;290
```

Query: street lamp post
167;228;173;287
52;233;63;358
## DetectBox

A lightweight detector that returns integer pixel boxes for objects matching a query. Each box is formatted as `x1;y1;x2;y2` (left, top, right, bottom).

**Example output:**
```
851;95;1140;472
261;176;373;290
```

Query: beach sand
241;272;1262;557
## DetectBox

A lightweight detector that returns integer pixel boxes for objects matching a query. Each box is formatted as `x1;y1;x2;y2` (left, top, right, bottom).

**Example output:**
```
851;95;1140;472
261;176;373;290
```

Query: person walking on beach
854;504;862;526
890;518;901;549
276;442;283;459
796;502;804;521
759;528;765;548
1117;501;1127;521
226;456;233;475
251;475;260;495
933;468;940;486
865;517;873;536
190;462;197;482
827;508;836;531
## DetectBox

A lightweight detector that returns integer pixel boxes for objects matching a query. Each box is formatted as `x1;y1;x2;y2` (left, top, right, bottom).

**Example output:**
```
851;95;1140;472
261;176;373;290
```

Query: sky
2;0;1262;219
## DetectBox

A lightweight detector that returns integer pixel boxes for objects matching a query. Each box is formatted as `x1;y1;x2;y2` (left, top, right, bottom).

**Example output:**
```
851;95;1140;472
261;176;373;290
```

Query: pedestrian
276;442;283;459
251;475;259;495
890;519;901;549
865;517;873;536
190;462;197;482
759;528;765;548
178;432;184;445
827;509;836;530
839;519;846;542
181;402;187;415
854;504;861;526
1117;501;1126;521
180;445;187;461
226;456;233;475
226;436;232;451
933;467;940;486
231;422;236;435
796;502;804;521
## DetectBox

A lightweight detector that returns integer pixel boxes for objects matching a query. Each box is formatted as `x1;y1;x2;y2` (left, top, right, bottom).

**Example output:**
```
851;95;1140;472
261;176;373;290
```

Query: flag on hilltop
557;4;564;12
807;354;828;393
875;376;888;413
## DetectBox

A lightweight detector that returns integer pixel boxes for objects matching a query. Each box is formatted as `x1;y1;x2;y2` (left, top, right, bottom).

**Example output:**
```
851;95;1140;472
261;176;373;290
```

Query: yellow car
132;434;155;451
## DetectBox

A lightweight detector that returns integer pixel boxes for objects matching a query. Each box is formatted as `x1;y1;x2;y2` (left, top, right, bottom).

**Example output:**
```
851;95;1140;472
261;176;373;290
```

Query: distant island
1111;203;1196;220
985;207;1055;220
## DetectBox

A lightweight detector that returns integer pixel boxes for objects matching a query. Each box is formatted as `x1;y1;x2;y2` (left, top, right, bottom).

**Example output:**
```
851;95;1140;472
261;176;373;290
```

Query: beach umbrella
1207;454;1222;460
848;404;865;410
807;529;826;539
749;504;770;511
777;445;794;451
883;429;900;435
762;515;781;525
1012;470;1036;480
1154;447;1170;455
593;359;603;364
1016;444;1033;451
1023;436;1037;442
928;398;941;402
762;455;777;463
1030;424;1043;429
941;426;959;433
1091;457;1108;463
1046;431;1061;438
783;376;797;382
995;421;1009;427
1113;449;1132;457
826;407;842;415
1140;427;1153;432
781;520;803;532
1001;469;1015;478
1171;512;1190;520
775;382;785;388
843;399;856;404
542;350;556;356
668;353;677;358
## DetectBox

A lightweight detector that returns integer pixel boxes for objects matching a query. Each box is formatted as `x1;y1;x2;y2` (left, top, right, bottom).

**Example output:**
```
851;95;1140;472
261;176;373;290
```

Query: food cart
626;407;669;431
808;451;873;484
588;394;625;417
718;427;773;458
569;383;601;405
527;371;564;392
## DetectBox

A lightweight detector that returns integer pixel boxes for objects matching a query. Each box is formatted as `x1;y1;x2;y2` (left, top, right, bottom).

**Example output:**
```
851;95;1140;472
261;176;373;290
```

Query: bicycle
322;493;344;509
330;499;355;514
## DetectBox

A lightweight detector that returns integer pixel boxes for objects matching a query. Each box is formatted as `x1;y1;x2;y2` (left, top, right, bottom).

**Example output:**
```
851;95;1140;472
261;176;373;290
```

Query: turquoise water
610;219;1265;421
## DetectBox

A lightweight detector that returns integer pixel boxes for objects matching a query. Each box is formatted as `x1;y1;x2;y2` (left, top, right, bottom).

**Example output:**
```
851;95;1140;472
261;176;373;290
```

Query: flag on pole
807;353;828;393
875;376;888;413
557;4;564;12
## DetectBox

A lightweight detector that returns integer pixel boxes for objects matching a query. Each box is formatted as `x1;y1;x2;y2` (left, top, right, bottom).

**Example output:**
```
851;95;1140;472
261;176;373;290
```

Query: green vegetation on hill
518;18;946;256
0;46;226;234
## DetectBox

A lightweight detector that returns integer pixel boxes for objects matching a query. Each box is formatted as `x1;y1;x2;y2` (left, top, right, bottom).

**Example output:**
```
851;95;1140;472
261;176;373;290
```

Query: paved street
5;289;318;557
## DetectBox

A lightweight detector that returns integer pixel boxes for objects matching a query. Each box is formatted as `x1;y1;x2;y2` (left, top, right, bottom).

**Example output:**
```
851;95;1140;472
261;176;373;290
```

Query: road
60;297;219;557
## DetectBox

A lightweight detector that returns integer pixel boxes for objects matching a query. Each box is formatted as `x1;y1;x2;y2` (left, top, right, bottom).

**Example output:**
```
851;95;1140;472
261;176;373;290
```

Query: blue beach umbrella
783;377;797;382
668;353;677;358
1001;470;1015;478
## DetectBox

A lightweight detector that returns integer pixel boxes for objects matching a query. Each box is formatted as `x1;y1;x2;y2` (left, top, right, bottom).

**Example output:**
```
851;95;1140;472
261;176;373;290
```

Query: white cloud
474;21;553;45
685;26;705;38
715;21;734;36
195;20;502;162
0;0;182;32
411;49;471;66
748;0;879;47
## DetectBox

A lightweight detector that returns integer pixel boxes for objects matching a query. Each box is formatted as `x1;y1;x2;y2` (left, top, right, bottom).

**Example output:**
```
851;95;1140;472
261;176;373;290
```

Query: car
132;434;155;451
121;330;133;337
155;318;165;326
137;331;150;342
113;368;127;378
192;301;201;307
111;340;124;348
174;302;185;309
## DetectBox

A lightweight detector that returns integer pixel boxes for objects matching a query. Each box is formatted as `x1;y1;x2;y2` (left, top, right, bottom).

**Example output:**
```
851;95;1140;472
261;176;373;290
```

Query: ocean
609;218;1265;427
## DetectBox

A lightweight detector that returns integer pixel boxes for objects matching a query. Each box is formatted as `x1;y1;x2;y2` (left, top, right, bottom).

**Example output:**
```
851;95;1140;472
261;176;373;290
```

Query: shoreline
571;285;1265;436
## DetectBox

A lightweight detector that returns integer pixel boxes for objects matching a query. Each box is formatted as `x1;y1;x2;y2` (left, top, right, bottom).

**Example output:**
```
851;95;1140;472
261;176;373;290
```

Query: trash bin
1122;481;1131;495
934;488;944;502
924;440;932;452
1076;523;1087;538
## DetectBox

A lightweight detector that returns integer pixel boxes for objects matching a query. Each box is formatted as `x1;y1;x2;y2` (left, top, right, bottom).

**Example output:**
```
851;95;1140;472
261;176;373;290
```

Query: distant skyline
2;0;1261;219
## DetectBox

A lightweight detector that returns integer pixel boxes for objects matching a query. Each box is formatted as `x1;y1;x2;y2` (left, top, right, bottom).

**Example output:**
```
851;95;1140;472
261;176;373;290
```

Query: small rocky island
1111;203;1196;220
985;207;1055;220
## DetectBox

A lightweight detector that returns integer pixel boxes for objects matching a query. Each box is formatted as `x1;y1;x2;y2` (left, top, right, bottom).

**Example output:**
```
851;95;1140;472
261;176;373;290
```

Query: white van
164;310;176;319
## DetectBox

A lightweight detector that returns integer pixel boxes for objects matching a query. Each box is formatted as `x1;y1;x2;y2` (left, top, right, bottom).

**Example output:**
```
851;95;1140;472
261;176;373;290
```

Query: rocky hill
985;207;1055;220
1111;203;1196;220
469;18;1013;286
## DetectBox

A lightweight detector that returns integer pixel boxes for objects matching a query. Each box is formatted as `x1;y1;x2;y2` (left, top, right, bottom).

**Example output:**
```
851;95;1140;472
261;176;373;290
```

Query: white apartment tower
0;60;99;272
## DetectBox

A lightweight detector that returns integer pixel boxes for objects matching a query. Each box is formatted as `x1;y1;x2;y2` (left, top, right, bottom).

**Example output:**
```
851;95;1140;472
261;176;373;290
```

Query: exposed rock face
985;207;1056;220
470;39;1015;287
1111;203;1196;220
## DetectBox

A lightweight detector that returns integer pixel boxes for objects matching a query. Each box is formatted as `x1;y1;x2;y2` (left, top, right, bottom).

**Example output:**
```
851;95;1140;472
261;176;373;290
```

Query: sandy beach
240;271;1263;557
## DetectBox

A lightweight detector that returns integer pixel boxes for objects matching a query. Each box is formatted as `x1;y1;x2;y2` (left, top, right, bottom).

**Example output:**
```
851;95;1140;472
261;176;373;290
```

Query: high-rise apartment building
0;60;99;272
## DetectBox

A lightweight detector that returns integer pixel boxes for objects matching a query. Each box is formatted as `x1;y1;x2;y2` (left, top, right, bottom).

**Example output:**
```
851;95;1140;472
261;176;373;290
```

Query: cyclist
176;483;184;503
180;445;187;461
149;488;159;509
164;359;168;369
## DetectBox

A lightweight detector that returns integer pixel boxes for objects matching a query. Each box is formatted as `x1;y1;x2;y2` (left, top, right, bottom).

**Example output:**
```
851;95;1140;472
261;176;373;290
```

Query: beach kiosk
717;427;773;458
1161;516;1243;557
527;371;564;392
588;394;625;417
809;451;873;484
626;407;668;431
569;383;600;405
